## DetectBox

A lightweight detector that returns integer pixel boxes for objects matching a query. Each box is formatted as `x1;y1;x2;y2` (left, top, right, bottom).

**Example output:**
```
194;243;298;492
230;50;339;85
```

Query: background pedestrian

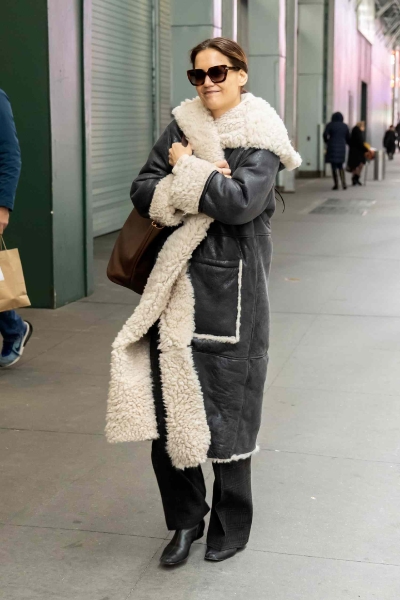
395;121;400;150
383;125;397;160
323;112;350;190
0;89;32;368
347;121;368;186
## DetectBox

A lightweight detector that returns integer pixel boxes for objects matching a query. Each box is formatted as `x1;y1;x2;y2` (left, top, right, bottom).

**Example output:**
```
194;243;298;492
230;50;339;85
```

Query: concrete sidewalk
1;157;400;599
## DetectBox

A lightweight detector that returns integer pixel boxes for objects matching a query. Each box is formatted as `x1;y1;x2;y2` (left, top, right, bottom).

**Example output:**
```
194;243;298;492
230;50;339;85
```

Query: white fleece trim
107;214;213;463
173;93;301;170
193;260;243;344
105;336;158;443
159;272;211;469
112;213;213;350
211;445;260;463
172;98;225;163
149;173;184;227
171;154;217;215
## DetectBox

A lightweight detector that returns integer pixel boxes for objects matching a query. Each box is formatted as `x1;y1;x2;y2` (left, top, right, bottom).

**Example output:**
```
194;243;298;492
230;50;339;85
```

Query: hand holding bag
0;236;31;311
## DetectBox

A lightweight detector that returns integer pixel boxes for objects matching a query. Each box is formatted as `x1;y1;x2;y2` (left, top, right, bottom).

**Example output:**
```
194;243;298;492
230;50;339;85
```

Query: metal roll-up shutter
91;0;153;236
158;0;172;132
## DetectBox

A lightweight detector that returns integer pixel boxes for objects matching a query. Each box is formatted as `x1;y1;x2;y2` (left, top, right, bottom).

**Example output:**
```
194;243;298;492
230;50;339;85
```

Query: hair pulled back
190;37;248;93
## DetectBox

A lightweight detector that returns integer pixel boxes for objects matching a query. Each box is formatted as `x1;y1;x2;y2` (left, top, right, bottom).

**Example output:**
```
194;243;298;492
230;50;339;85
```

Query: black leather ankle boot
160;520;205;566
205;545;247;562
332;168;339;190
339;168;347;189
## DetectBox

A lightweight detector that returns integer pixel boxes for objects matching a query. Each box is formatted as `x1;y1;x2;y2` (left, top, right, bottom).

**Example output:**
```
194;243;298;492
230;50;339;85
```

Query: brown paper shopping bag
0;236;31;311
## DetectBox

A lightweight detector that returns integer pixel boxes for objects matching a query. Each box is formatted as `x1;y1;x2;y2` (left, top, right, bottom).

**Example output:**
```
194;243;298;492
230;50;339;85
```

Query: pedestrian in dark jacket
347;121;367;186
106;37;301;566
383;125;397;160
323;112;350;190
395;121;400;150
0;89;32;367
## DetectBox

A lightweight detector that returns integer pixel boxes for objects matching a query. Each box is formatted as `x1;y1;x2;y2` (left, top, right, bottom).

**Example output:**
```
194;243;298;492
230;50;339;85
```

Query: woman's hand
214;159;232;178
0;207;10;234
168;142;193;167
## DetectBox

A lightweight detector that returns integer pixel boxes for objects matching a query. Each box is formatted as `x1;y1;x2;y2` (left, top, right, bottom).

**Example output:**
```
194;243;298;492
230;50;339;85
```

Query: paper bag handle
0;235;7;251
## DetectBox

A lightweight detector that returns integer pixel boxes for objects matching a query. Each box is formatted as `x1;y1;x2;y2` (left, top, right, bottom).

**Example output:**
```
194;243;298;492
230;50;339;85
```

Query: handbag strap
0;235;7;251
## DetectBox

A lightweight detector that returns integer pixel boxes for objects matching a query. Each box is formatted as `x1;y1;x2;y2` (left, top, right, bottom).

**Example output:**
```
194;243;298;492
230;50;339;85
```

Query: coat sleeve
323;124;330;143
131;121;217;228
130;123;173;219
0;90;21;211
197;149;280;226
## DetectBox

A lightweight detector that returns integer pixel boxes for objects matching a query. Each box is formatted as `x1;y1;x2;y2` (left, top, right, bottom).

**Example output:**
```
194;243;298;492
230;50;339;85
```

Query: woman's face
194;49;248;117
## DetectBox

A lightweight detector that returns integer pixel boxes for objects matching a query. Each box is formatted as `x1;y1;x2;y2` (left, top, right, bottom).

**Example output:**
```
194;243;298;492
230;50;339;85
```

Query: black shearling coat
131;119;281;460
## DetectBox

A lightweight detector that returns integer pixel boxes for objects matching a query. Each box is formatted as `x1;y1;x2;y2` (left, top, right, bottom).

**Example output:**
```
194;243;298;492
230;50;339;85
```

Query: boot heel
195;520;205;540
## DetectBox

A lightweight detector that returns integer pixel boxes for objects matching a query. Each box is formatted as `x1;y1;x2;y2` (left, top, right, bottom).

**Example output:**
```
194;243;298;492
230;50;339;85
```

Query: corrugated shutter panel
159;0;172;131
91;0;153;236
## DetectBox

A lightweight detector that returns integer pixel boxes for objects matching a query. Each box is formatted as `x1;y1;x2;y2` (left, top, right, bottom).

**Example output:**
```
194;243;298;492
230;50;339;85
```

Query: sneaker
0;321;33;368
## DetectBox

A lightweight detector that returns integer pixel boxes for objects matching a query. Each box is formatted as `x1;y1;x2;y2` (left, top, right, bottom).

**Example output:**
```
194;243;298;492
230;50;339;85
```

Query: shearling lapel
173;93;302;171
172;97;225;163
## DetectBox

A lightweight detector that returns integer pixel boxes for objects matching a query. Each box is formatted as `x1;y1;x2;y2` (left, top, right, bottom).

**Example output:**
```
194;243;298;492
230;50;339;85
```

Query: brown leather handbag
106;208;164;295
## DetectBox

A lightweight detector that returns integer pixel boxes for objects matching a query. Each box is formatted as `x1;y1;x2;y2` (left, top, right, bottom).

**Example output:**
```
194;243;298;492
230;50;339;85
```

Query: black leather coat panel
131;119;280;460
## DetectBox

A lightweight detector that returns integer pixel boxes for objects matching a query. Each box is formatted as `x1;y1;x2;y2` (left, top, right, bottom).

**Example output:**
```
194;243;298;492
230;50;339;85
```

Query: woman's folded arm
171;148;280;225
130;124;173;220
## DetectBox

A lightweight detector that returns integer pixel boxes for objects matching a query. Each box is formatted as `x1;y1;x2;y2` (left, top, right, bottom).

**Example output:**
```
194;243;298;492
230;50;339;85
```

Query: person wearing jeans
0;88;32;367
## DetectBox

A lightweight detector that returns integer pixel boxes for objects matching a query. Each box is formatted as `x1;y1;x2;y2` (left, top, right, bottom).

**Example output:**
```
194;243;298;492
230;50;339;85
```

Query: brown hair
190;37;248;93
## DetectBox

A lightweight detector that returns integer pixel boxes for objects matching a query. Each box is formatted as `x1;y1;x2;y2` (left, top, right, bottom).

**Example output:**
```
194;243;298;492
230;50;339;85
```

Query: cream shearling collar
172;92;301;171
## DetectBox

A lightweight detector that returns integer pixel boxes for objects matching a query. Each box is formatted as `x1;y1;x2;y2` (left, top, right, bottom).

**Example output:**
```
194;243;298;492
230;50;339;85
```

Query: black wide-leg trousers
149;324;253;551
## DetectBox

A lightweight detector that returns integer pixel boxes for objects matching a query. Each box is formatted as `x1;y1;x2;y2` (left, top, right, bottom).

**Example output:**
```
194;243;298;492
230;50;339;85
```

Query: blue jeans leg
0;310;25;342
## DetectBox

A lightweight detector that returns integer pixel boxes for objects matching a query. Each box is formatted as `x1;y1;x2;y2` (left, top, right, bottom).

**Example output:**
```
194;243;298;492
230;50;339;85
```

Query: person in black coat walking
395;121;400;151
347;121;367;186
323;112;350;190
383;125;397;160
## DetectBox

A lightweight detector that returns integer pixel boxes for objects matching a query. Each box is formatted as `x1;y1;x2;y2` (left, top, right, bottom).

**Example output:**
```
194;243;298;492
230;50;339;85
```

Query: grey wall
283;0;298;191
171;0;221;108
248;0;286;117
297;0;325;174
48;0;86;305
222;0;236;39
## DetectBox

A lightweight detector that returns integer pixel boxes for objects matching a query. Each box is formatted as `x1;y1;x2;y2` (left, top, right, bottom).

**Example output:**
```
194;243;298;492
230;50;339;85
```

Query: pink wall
370;33;393;146
332;0;392;148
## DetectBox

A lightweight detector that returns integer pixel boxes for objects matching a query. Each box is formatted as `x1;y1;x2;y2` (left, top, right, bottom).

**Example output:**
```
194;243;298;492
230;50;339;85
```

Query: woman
383;125;397;160
106;38;301;565
323;112;350;190
347;121;367;185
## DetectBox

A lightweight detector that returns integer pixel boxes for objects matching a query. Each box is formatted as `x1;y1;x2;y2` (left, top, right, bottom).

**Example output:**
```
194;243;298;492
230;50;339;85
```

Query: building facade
0;0;396;307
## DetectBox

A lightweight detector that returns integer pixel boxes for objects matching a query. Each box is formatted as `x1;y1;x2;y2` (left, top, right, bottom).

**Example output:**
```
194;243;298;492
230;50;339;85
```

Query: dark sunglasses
187;64;240;87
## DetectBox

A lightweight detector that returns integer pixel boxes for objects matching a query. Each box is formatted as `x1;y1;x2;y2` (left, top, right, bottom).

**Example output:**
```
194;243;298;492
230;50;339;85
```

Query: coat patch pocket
190;259;243;344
